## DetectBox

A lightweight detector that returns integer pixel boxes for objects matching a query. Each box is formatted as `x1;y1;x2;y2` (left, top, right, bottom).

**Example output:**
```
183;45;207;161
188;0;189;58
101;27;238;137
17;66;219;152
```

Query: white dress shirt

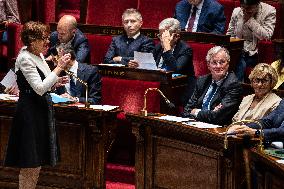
185;0;204;32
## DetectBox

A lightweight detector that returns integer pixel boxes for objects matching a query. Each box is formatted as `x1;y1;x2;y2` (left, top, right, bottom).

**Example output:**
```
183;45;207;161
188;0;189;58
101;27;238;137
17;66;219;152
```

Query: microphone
141;88;175;116
48;54;90;108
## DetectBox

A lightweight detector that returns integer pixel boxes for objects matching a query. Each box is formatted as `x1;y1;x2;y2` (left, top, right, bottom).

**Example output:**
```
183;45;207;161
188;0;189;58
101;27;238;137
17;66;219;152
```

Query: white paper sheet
0;69;17;88
276;160;284;164
74;104;119;111
155;115;193;122
134;51;158;70
182;121;222;128
99;64;125;67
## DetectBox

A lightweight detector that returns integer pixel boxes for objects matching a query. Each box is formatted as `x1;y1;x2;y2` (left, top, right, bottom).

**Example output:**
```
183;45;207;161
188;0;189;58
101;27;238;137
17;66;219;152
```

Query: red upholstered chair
85;34;113;65
6;23;23;69
41;0;81;23
102;77;161;164
86;0;138;26
138;0;180;29
187;42;214;77
218;0;238;32
57;0;81;22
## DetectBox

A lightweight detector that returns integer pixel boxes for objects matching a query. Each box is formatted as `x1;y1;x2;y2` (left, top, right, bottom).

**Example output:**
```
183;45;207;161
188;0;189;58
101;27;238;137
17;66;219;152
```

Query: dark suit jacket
57;63;101;105
174;0;226;34
182;72;242;125
103;34;155;65
248;100;284;142
153;40;194;75
47;29;90;63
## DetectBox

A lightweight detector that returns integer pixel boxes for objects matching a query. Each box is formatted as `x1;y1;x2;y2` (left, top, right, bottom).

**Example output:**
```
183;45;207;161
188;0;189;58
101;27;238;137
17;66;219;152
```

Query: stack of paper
155;115;192;122
182;121;221;129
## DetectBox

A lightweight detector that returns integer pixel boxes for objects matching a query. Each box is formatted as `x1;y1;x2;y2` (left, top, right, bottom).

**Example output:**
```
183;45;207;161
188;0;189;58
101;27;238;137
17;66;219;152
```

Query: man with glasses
153;18;195;105
103;8;155;67
181;46;242;125
226;0;276;81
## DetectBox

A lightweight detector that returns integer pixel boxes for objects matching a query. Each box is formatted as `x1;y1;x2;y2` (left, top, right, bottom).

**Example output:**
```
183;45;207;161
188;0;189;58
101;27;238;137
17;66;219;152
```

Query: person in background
153;18;195;105
226;0;276;81
4;21;70;189
56;48;102;105
181;46;242;125
233;63;281;122
174;0;226;34
103;8;155;68
46;15;90;63
0;0;20;42
271;39;284;89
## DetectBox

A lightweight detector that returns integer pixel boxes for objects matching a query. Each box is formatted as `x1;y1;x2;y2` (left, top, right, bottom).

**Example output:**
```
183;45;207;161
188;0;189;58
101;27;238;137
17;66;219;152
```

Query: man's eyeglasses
209;60;227;66
252;78;271;84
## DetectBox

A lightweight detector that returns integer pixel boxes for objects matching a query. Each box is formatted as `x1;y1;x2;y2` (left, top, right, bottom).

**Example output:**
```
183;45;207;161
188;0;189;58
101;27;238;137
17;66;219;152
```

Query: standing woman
4;21;70;189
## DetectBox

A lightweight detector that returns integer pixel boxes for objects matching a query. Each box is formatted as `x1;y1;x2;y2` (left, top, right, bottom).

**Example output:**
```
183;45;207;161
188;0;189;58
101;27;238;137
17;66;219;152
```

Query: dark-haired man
57;49;101;104
227;0;276;81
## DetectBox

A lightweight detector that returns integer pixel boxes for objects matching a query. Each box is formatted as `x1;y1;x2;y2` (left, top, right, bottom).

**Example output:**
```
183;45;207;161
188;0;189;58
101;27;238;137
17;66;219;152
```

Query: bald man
47;15;90;63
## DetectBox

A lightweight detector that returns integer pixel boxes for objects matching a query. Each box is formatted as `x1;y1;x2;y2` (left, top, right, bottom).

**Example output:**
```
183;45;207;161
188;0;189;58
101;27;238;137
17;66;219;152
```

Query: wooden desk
0;100;120;189
98;65;188;114
126;113;247;189
249;149;284;189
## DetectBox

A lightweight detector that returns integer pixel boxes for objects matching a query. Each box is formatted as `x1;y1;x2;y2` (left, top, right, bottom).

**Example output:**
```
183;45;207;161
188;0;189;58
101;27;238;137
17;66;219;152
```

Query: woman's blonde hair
249;63;278;89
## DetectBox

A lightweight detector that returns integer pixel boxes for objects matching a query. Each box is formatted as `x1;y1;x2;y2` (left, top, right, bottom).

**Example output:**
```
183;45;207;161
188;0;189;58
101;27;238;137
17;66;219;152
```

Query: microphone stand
65;70;90;108
141;88;174;116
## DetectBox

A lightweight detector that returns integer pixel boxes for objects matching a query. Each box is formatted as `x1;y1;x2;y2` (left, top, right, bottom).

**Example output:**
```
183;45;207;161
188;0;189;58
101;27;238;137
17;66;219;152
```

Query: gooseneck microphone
141;88;175;116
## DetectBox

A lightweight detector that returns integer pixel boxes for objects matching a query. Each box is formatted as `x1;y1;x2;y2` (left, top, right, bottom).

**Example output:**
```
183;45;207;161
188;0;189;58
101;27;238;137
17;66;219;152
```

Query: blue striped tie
202;82;218;110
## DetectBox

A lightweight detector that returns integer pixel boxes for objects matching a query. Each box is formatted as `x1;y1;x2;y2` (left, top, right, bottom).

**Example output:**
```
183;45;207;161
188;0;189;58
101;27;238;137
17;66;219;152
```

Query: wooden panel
0;101;120;189
154;137;220;189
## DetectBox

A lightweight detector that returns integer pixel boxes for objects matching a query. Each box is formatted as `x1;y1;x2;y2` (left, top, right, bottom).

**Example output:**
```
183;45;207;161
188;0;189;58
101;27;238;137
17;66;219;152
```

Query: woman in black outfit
4;21;70;189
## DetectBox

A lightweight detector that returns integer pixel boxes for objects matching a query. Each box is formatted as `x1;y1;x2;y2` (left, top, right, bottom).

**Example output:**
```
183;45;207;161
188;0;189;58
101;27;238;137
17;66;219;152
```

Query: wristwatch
254;129;260;138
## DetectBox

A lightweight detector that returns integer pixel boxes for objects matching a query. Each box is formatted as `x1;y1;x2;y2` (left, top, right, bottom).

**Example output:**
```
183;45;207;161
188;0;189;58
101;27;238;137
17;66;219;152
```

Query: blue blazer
153;40;194;75
56;63;101;105
47;29;91;63
248;100;284;142
174;0;226;34
103;34;155;65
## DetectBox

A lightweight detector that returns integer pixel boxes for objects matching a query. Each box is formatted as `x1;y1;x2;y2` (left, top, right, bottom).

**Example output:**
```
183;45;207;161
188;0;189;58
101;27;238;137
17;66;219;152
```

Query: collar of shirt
130;32;140;40
212;72;228;87
69;60;78;79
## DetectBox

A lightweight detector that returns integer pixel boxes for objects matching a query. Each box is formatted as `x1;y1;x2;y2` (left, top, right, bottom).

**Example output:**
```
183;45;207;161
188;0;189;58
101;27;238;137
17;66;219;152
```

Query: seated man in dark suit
103;8;155;68
57;48;101;105
46;15;90;63
174;0;226;34
153;17;195;105
181;46;242;125
227;99;284;144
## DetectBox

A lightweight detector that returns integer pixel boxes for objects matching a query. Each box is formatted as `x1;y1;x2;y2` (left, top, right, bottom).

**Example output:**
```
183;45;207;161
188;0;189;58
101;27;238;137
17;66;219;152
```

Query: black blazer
248;99;284;142
103;34;155;65
182;72;242;125
153;40;194;76
47;29;90;63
